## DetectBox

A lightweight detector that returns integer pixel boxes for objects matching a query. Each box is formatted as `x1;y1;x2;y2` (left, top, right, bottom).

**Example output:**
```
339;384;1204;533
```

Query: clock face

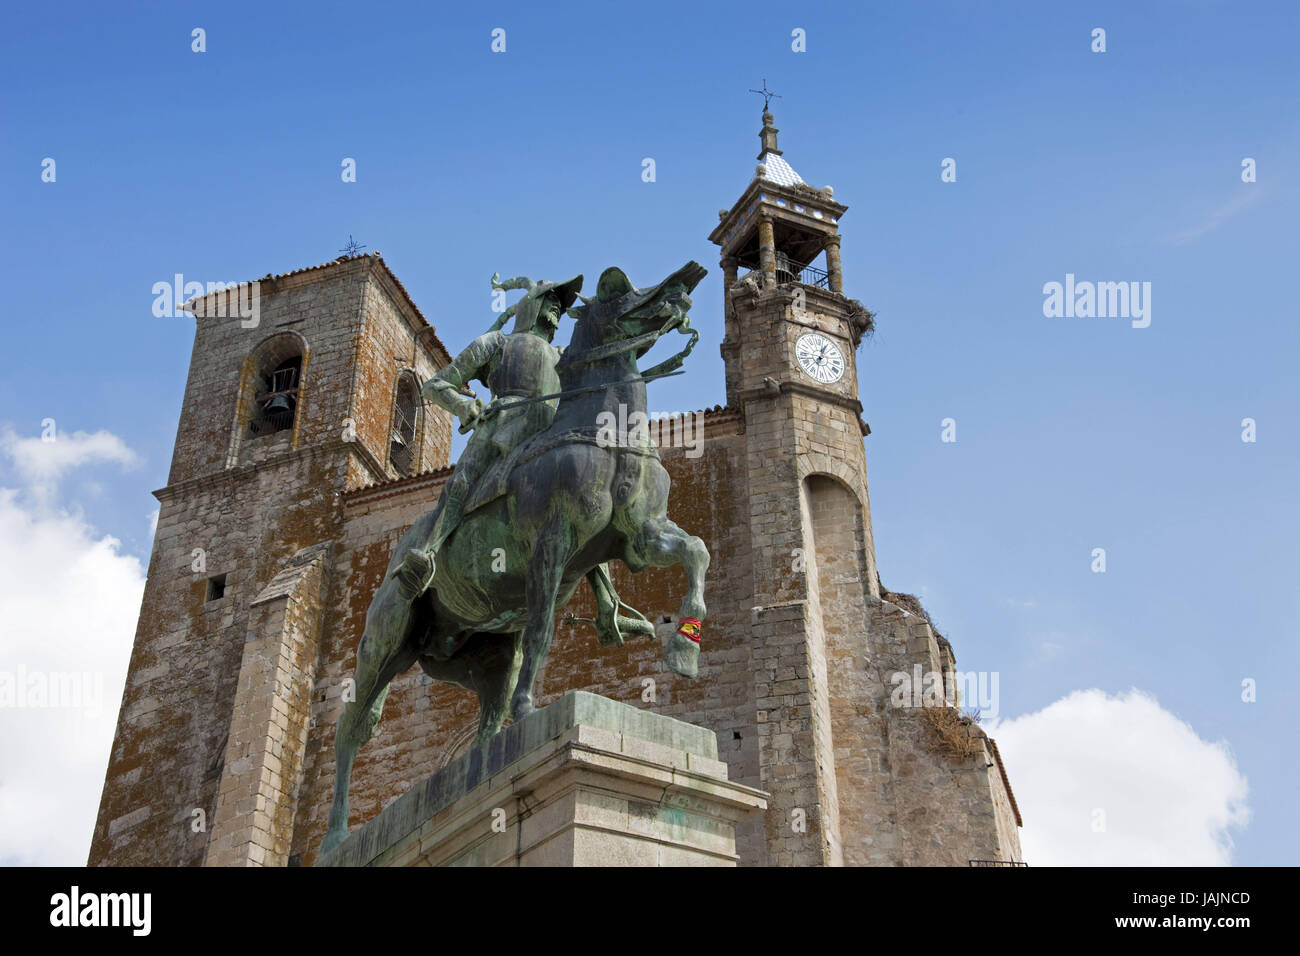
795;332;846;384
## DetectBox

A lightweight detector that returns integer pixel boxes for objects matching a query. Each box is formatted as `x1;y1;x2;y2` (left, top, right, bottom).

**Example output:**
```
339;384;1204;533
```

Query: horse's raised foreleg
320;577;421;857
510;514;571;720
631;516;709;678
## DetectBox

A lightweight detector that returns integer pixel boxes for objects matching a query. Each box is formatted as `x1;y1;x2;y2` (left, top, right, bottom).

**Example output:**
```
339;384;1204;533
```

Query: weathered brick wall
283;277;1018;867
727;280;880;866
89;257;455;866
855;600;1023;866
88;450;348;866
347;270;450;484
291;466;469;867
207;542;332;866
287;411;761;867
168;262;369;486
93;255;1022;868
807;473;871;864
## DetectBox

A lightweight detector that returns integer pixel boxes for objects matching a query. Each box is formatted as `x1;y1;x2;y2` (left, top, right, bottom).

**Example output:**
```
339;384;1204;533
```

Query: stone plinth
316;691;769;867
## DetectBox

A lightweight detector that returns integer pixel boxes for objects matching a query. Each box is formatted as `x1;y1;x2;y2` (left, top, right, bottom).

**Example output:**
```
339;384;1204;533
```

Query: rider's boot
427;480;469;558
391;548;435;602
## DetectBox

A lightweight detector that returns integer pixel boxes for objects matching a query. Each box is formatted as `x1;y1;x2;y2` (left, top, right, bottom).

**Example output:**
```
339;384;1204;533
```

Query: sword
454;370;686;435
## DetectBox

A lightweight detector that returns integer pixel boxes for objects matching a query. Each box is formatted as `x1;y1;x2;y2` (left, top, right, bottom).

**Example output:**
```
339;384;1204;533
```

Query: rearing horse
321;262;710;855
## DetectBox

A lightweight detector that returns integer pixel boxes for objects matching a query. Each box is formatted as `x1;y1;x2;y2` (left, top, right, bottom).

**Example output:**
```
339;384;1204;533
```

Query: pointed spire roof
756;110;804;186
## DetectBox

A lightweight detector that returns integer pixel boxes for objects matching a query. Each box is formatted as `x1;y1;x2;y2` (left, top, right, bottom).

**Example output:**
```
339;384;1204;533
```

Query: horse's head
563;261;708;364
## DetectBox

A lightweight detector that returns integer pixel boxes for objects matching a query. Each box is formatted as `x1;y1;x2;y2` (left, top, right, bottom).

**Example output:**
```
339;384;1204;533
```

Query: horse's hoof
510;696;536;720
665;628;700;679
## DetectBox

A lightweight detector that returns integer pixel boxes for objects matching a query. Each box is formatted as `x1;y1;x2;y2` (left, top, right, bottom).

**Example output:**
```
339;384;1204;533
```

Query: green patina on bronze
321;261;710;857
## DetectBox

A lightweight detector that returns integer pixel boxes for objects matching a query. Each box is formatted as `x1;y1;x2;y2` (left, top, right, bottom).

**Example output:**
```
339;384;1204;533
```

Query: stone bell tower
708;106;881;603
708;109;1021;866
88;254;454;866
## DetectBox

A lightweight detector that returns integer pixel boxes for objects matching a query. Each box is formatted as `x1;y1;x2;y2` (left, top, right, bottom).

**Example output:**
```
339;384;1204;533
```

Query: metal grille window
390;378;419;475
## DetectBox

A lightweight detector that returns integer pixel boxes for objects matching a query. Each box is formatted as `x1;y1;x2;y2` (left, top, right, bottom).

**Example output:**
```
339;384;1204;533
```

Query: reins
466;318;699;427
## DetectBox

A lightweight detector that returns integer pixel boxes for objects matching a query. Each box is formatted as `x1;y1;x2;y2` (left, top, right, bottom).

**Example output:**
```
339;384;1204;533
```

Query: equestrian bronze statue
321;261;710;854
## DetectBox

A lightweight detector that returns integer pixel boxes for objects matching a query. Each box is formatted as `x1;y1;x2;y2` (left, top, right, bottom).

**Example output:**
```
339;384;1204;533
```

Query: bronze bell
265;394;294;414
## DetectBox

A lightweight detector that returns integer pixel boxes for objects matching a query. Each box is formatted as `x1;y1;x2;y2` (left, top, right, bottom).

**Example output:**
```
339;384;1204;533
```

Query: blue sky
1;1;1296;865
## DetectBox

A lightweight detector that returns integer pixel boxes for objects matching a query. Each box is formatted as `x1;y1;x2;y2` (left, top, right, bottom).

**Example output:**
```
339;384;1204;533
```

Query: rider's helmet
512;275;583;333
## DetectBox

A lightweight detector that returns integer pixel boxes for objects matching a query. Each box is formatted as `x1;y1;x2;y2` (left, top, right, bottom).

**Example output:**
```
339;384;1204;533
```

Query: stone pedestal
317;691;768;867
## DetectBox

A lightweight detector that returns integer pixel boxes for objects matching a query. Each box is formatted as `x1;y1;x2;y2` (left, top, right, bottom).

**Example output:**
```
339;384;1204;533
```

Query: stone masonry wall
88;449;348;866
89;257;455;866
860;599;1022;865
206;542;332;866
167;261;368;486
93;257;1022;867
287;411;761;867
346;271;450;487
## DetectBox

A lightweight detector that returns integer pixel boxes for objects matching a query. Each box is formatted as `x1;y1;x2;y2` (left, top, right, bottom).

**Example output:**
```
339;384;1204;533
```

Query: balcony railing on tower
746;261;830;290
791;262;829;289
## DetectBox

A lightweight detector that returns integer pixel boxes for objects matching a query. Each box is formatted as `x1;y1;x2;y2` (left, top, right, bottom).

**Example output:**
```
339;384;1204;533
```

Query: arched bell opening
389;373;422;476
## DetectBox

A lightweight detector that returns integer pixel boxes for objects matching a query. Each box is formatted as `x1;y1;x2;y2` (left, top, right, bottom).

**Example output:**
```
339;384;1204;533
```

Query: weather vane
340;234;367;257
749;79;781;112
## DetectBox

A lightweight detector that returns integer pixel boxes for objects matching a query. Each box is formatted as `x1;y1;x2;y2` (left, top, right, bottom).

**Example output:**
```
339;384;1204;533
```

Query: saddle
462;426;659;517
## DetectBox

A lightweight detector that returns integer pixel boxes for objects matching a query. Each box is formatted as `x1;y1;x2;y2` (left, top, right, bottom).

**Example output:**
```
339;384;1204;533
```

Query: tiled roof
293;254;452;364
986;737;1024;828
346;462;455;503
760;153;804;187
185;252;452;365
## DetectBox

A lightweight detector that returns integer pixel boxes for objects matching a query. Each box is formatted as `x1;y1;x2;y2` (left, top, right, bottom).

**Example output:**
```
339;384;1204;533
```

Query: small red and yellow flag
676;617;702;644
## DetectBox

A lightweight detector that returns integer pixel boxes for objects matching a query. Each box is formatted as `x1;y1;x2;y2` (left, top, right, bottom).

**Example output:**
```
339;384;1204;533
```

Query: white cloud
0;430;146;866
999;597;1037;609
0;426;139;503
988;689;1249;865
1170;188;1267;245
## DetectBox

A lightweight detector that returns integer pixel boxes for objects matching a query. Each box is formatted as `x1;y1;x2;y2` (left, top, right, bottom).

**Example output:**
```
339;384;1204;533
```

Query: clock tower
708;108;890;864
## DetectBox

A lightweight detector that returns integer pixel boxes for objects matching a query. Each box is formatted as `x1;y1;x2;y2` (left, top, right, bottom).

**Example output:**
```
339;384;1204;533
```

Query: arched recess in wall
227;331;310;467
802;472;880;859
803;473;868;597
796;451;879;597
389;370;423;477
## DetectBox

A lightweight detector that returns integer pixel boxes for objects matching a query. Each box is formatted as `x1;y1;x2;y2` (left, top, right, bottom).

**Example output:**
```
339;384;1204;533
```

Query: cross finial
748;79;781;113
339;234;367;257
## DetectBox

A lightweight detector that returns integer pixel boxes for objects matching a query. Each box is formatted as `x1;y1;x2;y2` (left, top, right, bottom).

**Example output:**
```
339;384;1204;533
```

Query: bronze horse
321;262;710;854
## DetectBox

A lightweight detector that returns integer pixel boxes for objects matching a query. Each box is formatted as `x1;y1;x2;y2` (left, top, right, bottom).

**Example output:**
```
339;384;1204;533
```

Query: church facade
89;112;1022;867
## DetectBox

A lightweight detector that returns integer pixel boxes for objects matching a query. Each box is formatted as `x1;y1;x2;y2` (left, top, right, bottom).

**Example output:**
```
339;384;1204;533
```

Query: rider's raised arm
421;331;505;421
